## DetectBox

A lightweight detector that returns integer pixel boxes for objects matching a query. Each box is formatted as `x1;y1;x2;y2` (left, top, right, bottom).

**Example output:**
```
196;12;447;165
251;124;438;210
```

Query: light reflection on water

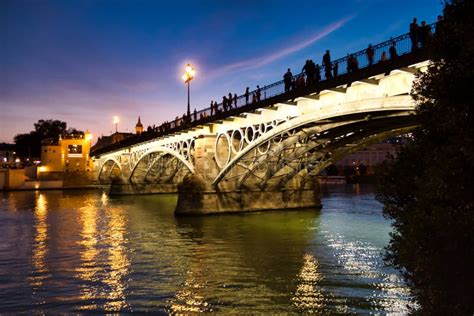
0;185;413;313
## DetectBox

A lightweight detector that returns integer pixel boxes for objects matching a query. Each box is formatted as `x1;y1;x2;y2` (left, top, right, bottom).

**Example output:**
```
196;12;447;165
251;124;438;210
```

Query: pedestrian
315;64;321;82
419;21;431;48
302;60;312;86
409;17;419;51
367;44;374;66
296;74;305;90
322;50;332;79
389;42;398;60
194;108;197;121
210;101;214;116
233;93;237;108
256;85;261;102
245;87;250;105
228;93;233;109
223;96;228;111
283;68;293;92
435;15;444;39
333;61;338;78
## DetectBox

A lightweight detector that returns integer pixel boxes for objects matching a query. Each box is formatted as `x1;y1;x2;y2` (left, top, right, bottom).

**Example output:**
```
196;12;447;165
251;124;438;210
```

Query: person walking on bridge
409;17;419;51
223;95;228;111
245;87;250;105
322;50;332;80
419;21;431;49
256;85;261;102
228;93;233;109
389;41;398;60
367;44;374;66
302;60;315;86
284;68;293;92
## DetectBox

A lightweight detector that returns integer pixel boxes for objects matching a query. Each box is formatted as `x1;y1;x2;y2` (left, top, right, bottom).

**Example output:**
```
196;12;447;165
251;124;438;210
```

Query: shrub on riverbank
376;0;474;314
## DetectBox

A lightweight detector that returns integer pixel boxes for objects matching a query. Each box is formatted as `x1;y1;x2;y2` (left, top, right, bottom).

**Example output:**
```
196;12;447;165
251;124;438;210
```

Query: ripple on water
0;187;413;313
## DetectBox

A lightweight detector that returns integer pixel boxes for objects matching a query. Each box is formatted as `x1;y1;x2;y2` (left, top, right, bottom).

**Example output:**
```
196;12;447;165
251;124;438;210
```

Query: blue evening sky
0;0;441;143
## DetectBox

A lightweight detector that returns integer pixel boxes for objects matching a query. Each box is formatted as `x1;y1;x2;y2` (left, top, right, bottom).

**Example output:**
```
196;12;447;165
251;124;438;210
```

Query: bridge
92;23;435;215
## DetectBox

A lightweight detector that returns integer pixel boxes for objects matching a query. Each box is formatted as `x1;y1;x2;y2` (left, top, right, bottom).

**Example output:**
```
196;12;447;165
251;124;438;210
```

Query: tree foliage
376;1;474;314
14;119;83;158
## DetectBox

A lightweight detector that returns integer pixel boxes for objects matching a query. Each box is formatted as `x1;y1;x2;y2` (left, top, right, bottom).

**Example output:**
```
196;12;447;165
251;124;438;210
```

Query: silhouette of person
302;60;313;86
233;93;237;108
228;93;233;109
367;44;374;66
256;85;261;102
284;68;293;92
322;50;332;79
389;42;398;60
409;18;419;51
245;87;250;105
435;15;444;39
223;96;228;111
194;108;197;121
210;101;214;116
315;64;321;82
419;21;431;48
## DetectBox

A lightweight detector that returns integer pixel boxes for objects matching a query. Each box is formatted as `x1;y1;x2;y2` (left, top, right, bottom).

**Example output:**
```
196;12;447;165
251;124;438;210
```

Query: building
0;143;16;164
39;131;93;175
334;142;401;174
91;117;144;152
91;132;134;152
135;116;143;134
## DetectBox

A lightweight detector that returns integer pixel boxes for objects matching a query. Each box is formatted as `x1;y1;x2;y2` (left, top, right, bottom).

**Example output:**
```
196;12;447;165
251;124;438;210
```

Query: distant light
38;166;48;172
3;157;6;162
113;116;120;124
182;64;195;82
86;133;93;141
15;158;20;163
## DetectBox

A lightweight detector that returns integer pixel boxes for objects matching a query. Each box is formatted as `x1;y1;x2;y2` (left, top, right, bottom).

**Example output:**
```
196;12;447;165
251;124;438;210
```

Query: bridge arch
212;100;417;190
128;146;195;184
97;158;122;183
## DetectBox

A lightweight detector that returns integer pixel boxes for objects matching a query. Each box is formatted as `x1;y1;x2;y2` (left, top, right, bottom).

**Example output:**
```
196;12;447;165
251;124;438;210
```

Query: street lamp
182;64;195;117
113;116;119;133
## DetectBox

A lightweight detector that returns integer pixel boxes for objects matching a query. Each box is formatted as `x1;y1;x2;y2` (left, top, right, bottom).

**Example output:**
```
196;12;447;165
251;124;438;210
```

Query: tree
376;1;474;314
14;119;83;159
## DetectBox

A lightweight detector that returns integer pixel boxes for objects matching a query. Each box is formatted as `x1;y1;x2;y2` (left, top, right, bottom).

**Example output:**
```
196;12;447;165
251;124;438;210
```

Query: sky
0;0;442;143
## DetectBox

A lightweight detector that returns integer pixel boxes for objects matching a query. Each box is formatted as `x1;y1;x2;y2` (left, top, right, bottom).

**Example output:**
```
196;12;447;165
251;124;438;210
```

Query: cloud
209;14;356;79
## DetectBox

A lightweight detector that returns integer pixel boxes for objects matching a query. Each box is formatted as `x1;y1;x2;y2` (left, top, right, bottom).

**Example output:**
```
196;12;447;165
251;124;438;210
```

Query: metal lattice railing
93;22;436;156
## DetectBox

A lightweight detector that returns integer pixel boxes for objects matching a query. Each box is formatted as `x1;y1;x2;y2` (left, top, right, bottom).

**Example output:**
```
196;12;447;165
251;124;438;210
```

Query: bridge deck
92;23;435;157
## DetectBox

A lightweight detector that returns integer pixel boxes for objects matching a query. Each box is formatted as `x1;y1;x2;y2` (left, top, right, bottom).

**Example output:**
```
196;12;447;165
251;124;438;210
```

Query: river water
0;185;413;314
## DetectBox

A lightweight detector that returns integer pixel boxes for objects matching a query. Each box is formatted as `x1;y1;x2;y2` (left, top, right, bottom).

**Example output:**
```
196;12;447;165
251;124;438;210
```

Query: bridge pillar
175;173;321;216
175;187;321;216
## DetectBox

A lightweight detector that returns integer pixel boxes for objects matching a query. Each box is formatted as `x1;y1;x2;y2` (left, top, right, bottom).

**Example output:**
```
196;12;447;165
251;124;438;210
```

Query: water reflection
0;188;413;313
292;253;326;313
76;197;100;310
30;193;49;289
103;207;130;311
75;196;131;312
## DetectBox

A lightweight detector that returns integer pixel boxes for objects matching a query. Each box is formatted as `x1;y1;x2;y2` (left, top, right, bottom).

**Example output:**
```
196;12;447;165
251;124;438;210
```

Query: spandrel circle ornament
214;133;231;169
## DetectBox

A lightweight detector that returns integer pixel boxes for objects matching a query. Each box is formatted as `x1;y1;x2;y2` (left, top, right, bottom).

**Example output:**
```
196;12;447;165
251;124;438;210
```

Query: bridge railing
93;22;436;156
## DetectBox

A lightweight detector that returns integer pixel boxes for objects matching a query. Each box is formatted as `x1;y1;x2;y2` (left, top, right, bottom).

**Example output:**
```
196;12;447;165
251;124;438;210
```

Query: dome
136;116;143;128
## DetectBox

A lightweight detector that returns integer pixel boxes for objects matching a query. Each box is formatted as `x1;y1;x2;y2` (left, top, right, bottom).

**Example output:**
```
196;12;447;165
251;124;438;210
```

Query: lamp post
113;116;119;133
182;64;195;118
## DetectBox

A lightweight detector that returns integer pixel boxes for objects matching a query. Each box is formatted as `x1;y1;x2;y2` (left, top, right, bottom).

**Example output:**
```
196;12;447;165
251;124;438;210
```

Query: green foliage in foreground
376;0;474;314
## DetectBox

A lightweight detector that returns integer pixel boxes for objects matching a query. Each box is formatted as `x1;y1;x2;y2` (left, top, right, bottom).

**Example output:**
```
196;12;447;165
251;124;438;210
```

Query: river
0;185;413;314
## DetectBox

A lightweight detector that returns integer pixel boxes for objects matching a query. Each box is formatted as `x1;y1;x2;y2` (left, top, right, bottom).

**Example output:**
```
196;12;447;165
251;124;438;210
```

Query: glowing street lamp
113;116;119;133
182;64;195;117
